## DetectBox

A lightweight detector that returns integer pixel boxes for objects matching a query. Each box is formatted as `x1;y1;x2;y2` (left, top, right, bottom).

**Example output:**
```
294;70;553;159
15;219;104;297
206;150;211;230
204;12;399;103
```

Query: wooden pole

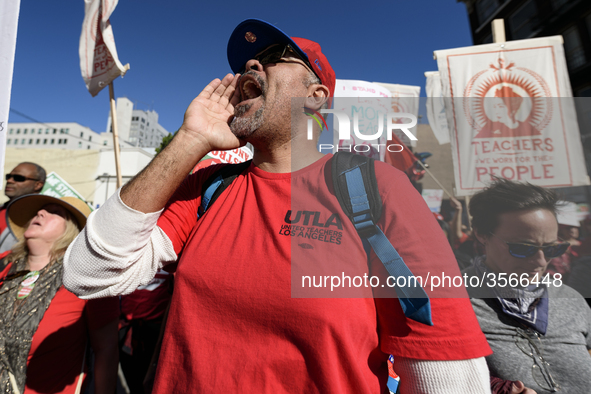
108;82;123;188
492;19;506;44
465;195;473;230
416;160;454;199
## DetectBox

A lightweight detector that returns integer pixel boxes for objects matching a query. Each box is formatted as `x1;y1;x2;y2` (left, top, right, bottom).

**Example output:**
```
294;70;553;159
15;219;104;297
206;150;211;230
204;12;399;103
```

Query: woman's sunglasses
490;233;570;259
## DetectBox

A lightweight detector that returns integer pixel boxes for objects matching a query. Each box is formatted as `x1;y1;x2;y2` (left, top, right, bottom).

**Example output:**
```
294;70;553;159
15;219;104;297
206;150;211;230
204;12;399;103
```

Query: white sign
0;0;21;191
374;82;420;147
333;80;392;161
79;0;130;97
421;189;444;213
556;201;581;227
424;71;450;145
435;36;589;196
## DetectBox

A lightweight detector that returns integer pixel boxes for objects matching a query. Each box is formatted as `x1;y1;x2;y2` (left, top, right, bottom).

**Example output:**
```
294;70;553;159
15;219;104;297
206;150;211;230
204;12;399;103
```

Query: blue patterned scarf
474;256;549;334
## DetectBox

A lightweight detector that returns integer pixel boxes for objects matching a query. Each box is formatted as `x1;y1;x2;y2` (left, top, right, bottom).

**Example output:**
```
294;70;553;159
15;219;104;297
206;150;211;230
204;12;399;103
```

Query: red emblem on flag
464;58;552;139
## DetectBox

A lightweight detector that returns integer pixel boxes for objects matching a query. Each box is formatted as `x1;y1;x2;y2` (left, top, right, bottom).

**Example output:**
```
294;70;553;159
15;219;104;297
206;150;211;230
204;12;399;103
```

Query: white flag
435;36;589;196
79;0;130;97
424;71;450;145
374;82;420;147
0;0;21;190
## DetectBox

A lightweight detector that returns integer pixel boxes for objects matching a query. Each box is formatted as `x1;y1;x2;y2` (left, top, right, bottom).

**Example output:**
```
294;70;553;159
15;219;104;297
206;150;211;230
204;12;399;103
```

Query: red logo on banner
464;58;552;139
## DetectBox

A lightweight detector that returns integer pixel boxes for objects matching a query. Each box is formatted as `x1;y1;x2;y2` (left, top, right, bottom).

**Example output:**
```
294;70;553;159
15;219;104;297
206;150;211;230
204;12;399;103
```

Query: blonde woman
0;195;119;394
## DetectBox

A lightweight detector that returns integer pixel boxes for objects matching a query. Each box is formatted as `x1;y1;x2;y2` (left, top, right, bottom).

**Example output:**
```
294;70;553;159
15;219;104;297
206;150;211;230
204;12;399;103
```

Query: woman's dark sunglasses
6;174;38;182
491;233;570;258
239;44;315;76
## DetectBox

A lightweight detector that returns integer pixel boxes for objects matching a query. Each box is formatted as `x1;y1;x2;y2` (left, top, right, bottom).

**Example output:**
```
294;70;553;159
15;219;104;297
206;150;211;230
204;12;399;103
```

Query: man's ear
304;84;330;111
474;230;488;246
33;181;43;193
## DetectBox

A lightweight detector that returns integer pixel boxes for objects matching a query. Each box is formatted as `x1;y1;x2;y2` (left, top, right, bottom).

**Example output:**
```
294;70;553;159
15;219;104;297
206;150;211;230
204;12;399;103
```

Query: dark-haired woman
0;195;119;394
463;179;591;394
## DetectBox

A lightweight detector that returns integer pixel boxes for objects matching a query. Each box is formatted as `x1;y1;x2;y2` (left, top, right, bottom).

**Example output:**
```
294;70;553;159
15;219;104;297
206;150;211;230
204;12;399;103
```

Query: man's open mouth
239;74;263;102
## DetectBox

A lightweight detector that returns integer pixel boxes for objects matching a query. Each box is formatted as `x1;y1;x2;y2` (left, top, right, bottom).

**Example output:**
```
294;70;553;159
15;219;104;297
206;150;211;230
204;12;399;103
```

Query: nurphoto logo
304;107;418;153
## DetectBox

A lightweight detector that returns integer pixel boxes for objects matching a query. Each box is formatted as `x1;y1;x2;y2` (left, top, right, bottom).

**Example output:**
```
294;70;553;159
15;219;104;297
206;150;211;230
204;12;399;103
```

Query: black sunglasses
239;44;316;77
490;233;570;259
6;174;39;182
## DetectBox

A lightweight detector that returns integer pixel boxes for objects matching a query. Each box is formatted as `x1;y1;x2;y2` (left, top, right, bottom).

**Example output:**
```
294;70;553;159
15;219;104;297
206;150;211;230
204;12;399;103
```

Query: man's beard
230;72;266;138
230;102;265;138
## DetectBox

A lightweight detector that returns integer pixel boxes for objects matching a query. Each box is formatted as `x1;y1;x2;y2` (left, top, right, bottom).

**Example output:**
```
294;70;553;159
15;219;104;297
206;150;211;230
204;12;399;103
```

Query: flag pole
492;19;506;44
108;82;123;188
416;160;454;199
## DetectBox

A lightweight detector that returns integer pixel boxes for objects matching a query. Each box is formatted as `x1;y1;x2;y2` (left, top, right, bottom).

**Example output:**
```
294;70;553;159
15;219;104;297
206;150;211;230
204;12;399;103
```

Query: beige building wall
2;148;101;205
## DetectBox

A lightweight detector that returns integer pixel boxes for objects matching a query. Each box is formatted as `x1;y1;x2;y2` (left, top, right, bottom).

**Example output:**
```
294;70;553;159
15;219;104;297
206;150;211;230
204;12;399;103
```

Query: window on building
45;129;50;134
141;118;145;123
38;128;42;134
21;139;25;144
87;145;90;149
24;129;27;134
7;139;11;144
563;26;586;69
43;139;47;144
58;139;62;144
89;136;92;142
103;141;107;146
51;139;55;144
510;0;538;39
78;142;82;148
60;129;64;134
14;139;17;145
9;129;12;135
29;139;33;144
64;139;67;144
16;129;20;134
65;129;69;134
80;132;84;137
53;129;57;134
36;139;40;144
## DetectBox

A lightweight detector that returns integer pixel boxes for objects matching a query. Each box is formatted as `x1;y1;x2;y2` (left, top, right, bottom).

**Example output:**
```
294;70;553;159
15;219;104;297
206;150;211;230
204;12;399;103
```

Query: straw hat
7;194;92;241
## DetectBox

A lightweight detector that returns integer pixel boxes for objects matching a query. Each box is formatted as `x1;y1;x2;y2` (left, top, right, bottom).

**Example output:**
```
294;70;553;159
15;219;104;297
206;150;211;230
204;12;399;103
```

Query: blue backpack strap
198;160;252;218
332;152;433;326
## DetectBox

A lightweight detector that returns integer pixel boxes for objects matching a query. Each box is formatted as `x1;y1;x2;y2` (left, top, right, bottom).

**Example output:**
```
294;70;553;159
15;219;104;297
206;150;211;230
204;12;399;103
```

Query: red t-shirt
0;206;8;234
154;154;491;393
0;262;119;394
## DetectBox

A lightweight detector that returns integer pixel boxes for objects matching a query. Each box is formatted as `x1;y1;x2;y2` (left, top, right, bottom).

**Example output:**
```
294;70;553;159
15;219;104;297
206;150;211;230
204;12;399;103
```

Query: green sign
41;172;93;210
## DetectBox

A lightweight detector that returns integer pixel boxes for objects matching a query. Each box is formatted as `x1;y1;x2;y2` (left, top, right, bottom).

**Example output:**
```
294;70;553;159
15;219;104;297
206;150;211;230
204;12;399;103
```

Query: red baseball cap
227;19;335;104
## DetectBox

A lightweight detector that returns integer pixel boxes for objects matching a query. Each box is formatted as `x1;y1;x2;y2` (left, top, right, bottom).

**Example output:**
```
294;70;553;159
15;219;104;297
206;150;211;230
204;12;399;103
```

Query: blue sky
9;0;473;135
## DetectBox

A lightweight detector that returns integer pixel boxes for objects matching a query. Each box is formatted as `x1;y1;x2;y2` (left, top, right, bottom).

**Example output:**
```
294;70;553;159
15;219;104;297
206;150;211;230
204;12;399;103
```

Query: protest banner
435;36;589;196
424;71;450;145
192;146;253;173
374;82;420;147
332;80;392;162
0;0;21;190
